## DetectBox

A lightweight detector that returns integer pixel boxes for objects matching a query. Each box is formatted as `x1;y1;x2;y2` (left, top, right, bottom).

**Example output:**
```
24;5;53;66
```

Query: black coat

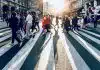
9;17;19;31
72;17;78;25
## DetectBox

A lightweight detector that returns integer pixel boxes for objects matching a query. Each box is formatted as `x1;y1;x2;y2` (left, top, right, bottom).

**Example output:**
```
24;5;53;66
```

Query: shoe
33;34;35;38
19;42;23;47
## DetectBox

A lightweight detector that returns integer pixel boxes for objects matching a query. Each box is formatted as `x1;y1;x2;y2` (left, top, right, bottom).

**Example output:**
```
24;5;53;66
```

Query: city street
0;18;100;70
1;0;100;70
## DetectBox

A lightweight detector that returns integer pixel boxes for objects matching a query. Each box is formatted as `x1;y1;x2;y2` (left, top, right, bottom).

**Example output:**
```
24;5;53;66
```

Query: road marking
57;27;78;70
73;31;100;62
2;29;42;70
81;29;100;38
0;30;11;36
0;42;12;57
0;28;10;32
78;31;100;45
37;33;54;70
0;34;11;43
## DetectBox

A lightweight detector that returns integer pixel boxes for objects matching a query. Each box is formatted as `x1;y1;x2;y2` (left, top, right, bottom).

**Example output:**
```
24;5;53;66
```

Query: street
0;18;100;70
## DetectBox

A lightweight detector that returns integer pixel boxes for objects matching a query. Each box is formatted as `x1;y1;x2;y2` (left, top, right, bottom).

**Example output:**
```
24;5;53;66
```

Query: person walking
31;12;36;32
72;16;79;30
35;13;40;31
25;12;33;39
9;12;21;46
64;16;70;32
80;17;84;29
19;13;25;31
83;16;88;28
42;15;51;33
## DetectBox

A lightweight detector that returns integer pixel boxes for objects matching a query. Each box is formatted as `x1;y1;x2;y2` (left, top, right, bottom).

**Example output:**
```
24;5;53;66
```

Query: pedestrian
35;13;40;31
31;12;36;32
80;17;84;28
19;13;25;31
83;16;88;28
25;11;33;39
42;15;51;33
72;16;79;30
64;16;70;32
9;12;22;46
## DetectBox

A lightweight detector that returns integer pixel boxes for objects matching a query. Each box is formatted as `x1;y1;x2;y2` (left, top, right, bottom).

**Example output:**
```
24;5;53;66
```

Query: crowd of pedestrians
62;14;100;32
3;11;41;46
2;9;100;46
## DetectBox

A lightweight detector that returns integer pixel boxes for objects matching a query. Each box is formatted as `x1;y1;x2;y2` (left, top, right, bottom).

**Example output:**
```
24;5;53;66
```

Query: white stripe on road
0;34;11;43
58;31;78;70
81;29;100;38
64;32;90;70
37;33;54;70
72;31;100;62
0;30;11;36
78;31;100;45
0;42;12;57
2;29;42;70
0;28;10;32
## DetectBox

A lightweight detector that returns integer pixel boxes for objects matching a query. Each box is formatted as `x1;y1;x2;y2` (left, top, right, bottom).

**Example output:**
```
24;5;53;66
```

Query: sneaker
19;42;23;47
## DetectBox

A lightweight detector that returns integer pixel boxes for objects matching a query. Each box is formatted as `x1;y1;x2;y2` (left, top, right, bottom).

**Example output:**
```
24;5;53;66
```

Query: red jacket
42;16;50;29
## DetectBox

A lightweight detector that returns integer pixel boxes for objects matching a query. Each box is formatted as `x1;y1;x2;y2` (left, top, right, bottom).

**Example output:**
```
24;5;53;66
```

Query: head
27;11;31;15
12;12;16;17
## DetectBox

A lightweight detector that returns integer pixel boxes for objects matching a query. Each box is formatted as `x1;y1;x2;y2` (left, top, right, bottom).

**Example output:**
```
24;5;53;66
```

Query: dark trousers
45;24;50;32
31;23;35;32
94;22;97;28
35;22;39;31
73;24;79;30
12;30;21;43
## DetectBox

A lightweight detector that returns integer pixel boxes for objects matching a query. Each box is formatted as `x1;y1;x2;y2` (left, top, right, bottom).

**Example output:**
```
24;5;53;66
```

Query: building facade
0;0;43;18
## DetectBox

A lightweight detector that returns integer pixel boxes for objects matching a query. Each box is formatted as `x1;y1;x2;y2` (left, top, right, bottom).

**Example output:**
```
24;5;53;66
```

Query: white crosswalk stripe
69;31;100;62
78;31;100;45
37;33;54;70
0;42;12;57
0;28;10;32
59;31;78;70
2;29;42;70
80;29;100;38
0;34;11;43
0;30;11;36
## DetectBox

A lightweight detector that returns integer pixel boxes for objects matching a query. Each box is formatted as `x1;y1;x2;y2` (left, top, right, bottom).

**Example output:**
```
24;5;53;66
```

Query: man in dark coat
64;17;70;32
9;12;21;46
72;16;79;30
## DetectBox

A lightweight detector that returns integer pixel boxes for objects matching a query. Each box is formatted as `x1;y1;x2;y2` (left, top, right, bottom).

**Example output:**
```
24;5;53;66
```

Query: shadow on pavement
0;39;29;70
20;34;47;70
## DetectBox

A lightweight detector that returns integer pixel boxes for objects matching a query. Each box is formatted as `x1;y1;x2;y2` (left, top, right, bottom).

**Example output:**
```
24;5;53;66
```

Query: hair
12;12;16;17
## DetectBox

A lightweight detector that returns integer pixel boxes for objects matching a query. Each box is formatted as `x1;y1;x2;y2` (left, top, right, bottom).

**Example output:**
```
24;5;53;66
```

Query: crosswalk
0;22;55;70
64;27;100;70
0;20;100;70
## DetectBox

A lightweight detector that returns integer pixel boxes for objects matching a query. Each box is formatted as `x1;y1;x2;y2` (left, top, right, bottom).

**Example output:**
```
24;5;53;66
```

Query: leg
26;23;30;38
13;31;21;43
12;30;15;43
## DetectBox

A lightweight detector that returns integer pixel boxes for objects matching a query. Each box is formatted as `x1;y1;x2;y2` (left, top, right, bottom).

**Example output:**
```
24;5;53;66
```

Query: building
0;0;43;18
